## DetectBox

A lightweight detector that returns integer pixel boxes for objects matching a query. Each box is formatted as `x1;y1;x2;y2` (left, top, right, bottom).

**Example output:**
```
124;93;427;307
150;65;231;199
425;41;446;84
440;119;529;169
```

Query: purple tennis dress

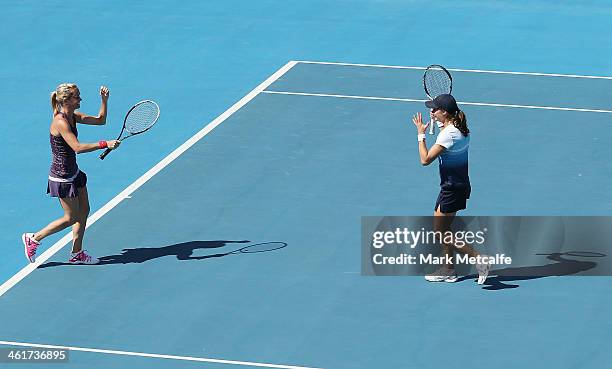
47;112;87;198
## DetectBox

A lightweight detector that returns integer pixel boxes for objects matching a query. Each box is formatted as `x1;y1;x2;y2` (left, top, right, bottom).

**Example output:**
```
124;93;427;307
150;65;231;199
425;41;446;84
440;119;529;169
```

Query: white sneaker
425;267;458;283
69;250;99;265
476;256;491;285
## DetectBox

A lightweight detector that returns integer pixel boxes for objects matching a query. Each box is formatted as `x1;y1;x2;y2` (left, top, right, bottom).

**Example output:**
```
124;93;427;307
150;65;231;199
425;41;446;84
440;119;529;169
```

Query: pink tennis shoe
69;250;99;265
22;233;40;263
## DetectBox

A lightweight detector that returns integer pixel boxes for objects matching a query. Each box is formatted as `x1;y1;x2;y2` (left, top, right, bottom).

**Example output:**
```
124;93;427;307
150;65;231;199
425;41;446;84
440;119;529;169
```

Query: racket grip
99;148;112;160
429;118;435;135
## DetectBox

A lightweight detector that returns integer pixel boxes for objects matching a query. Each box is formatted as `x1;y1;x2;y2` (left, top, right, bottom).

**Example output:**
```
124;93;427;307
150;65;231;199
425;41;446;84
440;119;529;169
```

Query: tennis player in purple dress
22;83;120;265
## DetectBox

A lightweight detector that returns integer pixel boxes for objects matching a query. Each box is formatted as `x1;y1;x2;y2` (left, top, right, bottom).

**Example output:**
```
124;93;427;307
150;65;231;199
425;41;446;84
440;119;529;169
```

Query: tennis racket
100;100;160;160
423;65;452;135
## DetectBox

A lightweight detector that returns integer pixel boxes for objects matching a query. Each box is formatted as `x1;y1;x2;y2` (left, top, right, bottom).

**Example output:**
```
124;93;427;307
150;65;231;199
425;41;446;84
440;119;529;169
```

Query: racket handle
99;148;112;160
429;117;435;135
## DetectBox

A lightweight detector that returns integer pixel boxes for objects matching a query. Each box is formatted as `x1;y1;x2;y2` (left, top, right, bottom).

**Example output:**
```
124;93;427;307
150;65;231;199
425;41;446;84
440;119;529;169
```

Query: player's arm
56;118;102;153
412;112;445;166
55;118;120;153
75;86;109;125
418;142;445;166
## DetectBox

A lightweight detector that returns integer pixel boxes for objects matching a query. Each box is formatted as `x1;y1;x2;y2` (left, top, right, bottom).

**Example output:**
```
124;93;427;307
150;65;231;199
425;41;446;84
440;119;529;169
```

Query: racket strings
424;68;452;98
125;102;159;134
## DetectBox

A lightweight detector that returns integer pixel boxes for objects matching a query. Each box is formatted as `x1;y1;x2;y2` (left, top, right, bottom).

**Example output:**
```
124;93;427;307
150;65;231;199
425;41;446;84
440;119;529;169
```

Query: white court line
297;60;612;80
0;61;298;298
0;340;324;369
262;90;612;114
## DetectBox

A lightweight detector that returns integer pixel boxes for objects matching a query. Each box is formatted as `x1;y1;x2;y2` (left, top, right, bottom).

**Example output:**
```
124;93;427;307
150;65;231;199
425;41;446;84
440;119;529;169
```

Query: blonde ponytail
50;91;59;114
50;83;78;115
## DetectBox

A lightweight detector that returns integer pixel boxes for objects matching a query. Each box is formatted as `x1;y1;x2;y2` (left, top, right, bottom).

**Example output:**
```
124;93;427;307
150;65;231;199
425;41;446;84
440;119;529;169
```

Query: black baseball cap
425;94;459;114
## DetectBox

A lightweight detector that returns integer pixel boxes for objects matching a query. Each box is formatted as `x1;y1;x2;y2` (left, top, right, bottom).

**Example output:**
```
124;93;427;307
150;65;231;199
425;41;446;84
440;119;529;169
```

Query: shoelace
71;251;87;262
26;240;38;255
78;251;90;262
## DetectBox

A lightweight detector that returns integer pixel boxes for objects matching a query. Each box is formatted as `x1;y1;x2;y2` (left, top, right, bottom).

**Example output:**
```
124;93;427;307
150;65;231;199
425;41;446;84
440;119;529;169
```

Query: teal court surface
1;60;611;368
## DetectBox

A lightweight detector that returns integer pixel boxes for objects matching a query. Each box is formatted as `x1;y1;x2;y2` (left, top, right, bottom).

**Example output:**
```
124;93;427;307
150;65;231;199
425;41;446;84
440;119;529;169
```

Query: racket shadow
38;240;288;268
457;251;605;290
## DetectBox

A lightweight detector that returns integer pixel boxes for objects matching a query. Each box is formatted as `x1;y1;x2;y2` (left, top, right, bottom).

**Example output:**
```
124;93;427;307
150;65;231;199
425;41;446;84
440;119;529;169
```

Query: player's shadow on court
458;251;605;290
38;240;288;268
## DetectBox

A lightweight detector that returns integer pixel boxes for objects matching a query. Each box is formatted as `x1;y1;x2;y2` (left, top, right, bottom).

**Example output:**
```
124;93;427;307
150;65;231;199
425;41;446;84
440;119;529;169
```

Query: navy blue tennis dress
47;112;87;198
434;124;471;213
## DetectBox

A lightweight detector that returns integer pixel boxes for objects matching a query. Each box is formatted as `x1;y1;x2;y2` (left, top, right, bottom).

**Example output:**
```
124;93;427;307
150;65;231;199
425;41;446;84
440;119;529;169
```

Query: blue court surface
2;2;612;369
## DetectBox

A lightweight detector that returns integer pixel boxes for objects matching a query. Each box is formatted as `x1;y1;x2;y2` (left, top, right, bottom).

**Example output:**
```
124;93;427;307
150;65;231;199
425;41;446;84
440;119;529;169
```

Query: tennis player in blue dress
412;94;491;285
21;83;120;265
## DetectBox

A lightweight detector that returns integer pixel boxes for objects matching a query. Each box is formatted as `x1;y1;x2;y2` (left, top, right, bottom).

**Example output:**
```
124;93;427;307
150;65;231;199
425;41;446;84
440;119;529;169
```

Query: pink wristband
99;140;108;149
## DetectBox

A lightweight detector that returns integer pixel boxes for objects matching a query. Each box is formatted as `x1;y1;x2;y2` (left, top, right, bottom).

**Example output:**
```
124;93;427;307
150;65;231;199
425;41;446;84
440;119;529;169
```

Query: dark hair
450;110;469;136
